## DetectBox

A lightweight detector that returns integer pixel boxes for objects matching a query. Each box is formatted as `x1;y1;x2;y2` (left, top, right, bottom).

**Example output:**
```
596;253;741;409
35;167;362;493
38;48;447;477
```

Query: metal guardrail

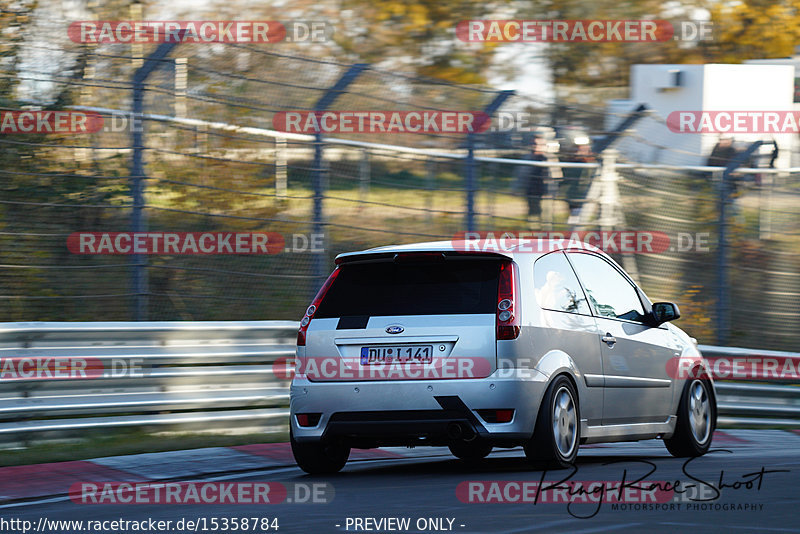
0;321;297;445
0;323;796;447
699;344;800;427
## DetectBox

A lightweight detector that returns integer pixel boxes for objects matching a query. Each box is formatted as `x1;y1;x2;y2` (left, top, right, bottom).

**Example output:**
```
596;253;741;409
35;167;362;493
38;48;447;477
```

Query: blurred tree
335;0;502;83
0;0;33;99
515;0;707;87
0;0;135;321
705;0;800;62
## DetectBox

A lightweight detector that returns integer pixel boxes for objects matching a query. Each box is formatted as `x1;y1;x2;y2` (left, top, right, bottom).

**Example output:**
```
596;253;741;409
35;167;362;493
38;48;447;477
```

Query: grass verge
0;429;289;467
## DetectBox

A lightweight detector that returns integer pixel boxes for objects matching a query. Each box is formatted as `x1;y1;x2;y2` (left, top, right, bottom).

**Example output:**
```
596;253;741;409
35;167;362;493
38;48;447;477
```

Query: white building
607;63;796;167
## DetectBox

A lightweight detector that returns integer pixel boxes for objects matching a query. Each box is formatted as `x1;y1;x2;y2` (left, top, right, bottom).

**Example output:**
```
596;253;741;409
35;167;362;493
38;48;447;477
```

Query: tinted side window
567;252;646;322
533;252;590;314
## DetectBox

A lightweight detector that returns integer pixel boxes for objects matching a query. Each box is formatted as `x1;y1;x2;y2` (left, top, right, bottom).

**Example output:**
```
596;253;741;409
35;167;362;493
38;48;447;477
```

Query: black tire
291;429;350;474
448;440;493;462
665;378;715;457
524;375;580;469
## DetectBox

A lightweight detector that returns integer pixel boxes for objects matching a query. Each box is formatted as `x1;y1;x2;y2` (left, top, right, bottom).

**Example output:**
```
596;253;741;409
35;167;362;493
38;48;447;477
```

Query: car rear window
314;259;501;318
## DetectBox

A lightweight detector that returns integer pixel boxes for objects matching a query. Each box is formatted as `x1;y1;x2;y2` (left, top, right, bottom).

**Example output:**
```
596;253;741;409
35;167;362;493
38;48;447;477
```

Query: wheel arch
533;349;585;415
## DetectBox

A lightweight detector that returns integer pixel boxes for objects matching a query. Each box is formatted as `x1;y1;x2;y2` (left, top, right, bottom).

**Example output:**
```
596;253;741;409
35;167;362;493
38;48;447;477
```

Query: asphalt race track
2;430;799;534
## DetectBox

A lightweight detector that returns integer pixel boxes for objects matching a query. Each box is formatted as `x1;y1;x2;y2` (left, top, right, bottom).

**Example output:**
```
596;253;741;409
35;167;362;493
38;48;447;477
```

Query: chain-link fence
2;39;799;351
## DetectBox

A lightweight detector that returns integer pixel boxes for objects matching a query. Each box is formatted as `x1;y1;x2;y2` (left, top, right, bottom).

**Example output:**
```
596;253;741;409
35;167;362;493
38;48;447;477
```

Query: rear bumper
290;368;549;447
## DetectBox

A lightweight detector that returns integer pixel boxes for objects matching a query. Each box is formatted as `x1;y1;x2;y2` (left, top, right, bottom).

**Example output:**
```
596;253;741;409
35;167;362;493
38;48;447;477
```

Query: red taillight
297;268;340;346
496;261;520;340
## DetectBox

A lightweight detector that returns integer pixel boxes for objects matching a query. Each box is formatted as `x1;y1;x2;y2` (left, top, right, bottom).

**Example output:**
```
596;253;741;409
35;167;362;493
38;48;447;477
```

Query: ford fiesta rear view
289;240;716;474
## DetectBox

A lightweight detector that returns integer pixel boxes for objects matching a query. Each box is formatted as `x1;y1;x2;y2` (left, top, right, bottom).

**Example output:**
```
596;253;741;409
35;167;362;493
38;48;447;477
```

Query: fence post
465;90;514;233
174;57;187;117
310;64;368;297
716;168;729;345
465;134;476;232
312;132;325;292
131;80;146;321
425;159;435;223
597;149;619;229
275;137;287;199
486;161;496;220
359;148;370;205
130;2;143;69
130;36;184;320
759;172;773;240
716;141;771;344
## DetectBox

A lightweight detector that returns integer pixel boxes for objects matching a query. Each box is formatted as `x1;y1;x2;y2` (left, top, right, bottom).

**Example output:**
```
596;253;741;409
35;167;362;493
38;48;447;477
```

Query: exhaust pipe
461;424;477;442
435;396;489;442
447;422;463;439
447;422;477;441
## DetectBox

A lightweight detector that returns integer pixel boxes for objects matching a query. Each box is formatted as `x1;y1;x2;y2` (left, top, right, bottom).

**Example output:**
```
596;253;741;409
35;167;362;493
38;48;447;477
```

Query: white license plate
360;345;433;365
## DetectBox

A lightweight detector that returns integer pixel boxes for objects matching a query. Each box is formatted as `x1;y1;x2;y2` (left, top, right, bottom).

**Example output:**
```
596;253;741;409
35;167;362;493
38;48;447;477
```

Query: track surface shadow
294;448;694;480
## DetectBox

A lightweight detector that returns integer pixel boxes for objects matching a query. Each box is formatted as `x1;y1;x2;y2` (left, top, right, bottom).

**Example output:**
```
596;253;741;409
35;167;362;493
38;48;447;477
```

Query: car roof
335;238;605;263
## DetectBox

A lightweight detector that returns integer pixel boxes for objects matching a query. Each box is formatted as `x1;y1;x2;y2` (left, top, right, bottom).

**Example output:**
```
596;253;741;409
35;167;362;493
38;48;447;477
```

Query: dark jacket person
526;136;549;218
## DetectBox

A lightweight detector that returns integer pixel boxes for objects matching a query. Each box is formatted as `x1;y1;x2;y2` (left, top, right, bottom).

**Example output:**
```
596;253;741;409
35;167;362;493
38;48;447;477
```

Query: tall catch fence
2;39;799;350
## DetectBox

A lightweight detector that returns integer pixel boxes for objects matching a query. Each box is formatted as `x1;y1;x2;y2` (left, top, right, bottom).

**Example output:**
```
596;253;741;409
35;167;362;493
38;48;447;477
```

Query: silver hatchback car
290;240;716;473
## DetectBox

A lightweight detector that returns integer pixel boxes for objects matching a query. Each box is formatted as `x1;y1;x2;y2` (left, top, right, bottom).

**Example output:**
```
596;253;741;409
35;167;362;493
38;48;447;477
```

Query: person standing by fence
525;135;550;222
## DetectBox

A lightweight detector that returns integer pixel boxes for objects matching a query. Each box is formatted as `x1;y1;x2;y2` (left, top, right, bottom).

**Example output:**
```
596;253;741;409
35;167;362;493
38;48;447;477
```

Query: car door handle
601;333;617;346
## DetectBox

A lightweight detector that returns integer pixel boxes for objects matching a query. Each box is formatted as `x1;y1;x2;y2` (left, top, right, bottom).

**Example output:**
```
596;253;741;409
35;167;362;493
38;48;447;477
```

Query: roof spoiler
334;250;510;265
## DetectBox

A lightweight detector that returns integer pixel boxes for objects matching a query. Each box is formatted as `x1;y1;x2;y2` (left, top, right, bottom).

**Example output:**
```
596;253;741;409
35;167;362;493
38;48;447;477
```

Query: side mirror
651;302;680;326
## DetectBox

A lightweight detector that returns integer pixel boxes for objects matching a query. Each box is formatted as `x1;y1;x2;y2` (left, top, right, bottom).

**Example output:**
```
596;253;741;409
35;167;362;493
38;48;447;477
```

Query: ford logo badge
386;325;404;334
